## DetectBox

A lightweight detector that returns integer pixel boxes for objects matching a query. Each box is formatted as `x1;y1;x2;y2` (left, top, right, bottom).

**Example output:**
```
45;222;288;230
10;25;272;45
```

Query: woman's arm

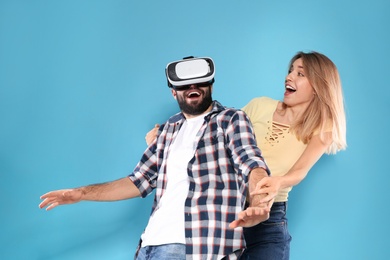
253;132;332;202
229;167;272;229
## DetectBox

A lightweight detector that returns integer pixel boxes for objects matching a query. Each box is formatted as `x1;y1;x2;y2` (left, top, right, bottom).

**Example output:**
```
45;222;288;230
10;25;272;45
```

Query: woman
146;51;347;260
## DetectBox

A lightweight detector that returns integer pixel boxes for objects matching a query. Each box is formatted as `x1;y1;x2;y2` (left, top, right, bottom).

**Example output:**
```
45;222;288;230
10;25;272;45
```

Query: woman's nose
286;72;293;82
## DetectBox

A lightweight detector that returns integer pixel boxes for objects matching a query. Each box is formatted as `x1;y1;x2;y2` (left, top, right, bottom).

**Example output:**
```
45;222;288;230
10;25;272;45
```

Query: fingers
229;207;271;229
145;124;160;145
40;191;56;200
46;202;59;211
38;190;71;210
229;219;241;229
244;207;269;217
40;200;59;211
229;211;247;228
39;191;57;208
39;197;58;210
259;194;274;203
250;187;277;203
251;186;272;196
255;176;269;189
236;207;268;220
38;199;48;209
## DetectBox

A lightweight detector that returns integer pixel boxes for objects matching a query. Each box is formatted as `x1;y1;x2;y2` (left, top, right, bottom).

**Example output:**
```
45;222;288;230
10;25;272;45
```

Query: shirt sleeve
224;109;270;179
128;146;159;198
127;122;168;198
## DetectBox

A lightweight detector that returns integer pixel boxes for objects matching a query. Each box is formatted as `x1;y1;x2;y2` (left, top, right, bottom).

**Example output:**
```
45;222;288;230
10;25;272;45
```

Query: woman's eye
298;72;305;77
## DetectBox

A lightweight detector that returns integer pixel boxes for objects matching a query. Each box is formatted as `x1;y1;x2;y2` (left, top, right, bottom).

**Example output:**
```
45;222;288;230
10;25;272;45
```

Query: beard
176;87;213;116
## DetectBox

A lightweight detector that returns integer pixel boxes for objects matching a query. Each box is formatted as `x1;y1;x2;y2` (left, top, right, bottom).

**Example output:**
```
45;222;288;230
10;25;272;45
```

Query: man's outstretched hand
39;189;83;211
229;199;274;228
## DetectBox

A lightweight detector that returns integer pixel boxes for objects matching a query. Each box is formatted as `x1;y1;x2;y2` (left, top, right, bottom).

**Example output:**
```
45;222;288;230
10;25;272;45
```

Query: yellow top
242;97;307;202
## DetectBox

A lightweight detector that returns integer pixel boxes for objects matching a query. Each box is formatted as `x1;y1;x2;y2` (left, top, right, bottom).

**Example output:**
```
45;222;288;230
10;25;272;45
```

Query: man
39;56;270;260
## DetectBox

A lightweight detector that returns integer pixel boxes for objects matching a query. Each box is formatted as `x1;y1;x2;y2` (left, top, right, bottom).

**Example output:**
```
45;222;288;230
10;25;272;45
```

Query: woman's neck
274;101;308;125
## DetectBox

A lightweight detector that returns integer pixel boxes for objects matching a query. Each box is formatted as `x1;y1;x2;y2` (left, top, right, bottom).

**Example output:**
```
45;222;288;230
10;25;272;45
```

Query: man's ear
171;89;177;100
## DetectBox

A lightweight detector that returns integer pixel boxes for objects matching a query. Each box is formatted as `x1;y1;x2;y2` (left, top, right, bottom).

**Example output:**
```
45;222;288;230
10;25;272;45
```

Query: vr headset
166;56;215;89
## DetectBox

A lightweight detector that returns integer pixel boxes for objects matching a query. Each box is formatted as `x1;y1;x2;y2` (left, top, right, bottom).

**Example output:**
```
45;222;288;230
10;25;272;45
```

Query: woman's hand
145;124;160;145
252;176;283;203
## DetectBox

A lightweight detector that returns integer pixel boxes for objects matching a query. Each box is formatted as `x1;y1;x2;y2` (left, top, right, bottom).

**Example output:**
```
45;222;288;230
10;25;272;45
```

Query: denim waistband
271;201;287;211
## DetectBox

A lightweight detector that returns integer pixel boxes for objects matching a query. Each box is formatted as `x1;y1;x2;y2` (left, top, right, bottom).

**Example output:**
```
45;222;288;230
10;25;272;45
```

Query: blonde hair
288;51;347;154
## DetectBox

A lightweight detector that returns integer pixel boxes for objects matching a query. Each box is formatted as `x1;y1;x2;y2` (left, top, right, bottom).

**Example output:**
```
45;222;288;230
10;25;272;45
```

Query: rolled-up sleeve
226;110;270;180
128;145;159;198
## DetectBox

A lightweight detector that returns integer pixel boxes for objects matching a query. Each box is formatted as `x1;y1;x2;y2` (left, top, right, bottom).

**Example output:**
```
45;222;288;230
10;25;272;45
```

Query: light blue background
1;1;389;259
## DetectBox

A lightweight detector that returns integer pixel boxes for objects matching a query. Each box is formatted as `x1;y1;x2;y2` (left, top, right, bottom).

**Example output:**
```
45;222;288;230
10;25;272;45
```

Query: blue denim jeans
240;202;292;260
135;243;186;260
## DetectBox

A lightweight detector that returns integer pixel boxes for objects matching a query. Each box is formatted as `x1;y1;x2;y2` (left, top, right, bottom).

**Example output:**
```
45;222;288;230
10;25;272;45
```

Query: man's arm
229;167;272;228
248;167;269;207
39;177;141;211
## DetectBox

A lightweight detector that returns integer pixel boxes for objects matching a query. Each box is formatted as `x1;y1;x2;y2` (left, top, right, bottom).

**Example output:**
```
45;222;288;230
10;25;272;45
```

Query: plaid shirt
129;100;269;260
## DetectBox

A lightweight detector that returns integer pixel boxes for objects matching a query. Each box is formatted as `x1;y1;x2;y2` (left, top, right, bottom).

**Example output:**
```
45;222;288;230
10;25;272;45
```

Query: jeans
135;243;186;260
240;202;292;260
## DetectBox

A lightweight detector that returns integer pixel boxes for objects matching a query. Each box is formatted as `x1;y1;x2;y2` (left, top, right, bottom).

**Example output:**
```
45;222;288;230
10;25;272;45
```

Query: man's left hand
229;198;274;228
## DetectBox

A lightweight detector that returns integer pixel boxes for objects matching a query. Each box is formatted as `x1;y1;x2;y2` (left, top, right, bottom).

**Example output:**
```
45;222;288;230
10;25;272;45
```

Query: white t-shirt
141;114;205;247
